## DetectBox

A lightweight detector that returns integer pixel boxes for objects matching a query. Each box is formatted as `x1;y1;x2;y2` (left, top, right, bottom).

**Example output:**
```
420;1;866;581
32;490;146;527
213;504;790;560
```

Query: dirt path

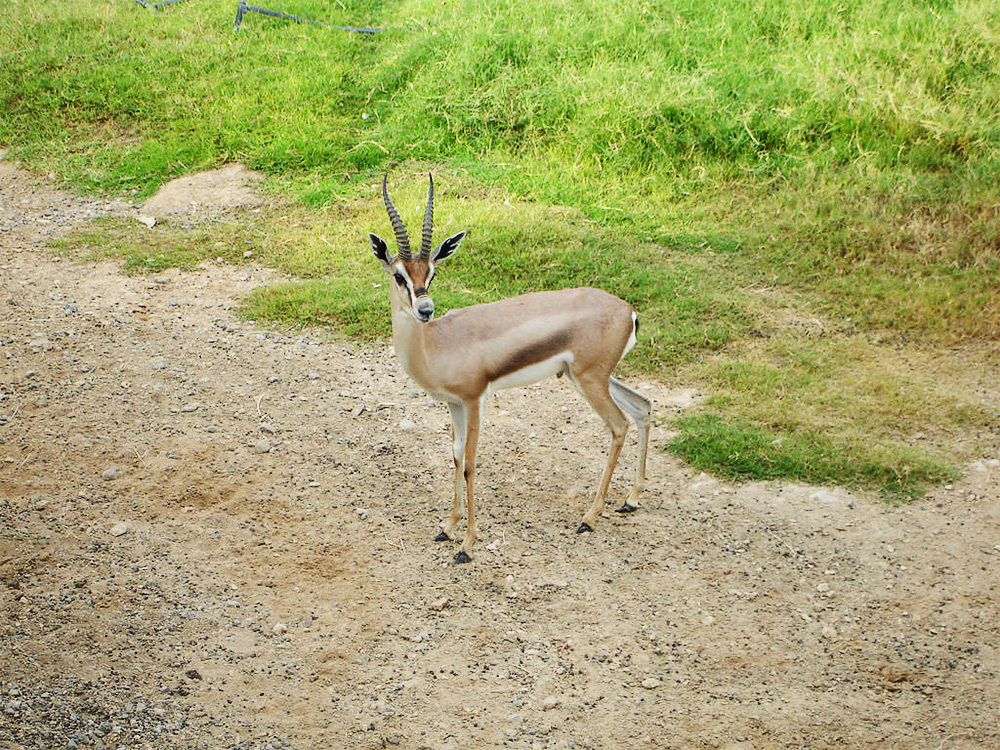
1;159;998;749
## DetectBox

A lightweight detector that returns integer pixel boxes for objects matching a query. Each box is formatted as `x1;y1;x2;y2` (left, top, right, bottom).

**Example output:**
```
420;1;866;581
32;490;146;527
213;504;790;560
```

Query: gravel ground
1;156;998;749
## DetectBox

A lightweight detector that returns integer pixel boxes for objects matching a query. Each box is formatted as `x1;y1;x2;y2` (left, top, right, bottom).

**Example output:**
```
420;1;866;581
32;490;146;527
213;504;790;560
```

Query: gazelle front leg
454;397;482;563
436;401;467;543
436;399;481;563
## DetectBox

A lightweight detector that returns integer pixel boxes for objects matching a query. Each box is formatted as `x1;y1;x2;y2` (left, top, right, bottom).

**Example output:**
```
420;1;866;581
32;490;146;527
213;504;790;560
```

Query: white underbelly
487;352;573;394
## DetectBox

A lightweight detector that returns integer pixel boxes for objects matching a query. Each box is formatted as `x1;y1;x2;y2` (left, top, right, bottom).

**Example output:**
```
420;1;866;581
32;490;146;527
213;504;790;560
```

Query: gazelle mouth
415;298;435;322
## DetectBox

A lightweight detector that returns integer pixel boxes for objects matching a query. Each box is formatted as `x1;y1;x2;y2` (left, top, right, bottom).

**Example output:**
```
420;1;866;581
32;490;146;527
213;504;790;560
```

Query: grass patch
50;215;268;273
668;413;956;499
670;329;991;497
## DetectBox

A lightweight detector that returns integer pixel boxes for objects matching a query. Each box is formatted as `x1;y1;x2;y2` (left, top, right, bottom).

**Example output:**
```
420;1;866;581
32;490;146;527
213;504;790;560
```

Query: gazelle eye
393;273;406;286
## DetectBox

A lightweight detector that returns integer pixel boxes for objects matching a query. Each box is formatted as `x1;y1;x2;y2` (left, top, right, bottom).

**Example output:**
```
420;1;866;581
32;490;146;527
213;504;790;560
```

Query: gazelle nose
416;298;434;321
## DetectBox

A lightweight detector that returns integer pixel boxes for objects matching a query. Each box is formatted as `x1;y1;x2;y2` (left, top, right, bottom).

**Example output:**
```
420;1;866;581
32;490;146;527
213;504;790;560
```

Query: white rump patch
622;312;638;358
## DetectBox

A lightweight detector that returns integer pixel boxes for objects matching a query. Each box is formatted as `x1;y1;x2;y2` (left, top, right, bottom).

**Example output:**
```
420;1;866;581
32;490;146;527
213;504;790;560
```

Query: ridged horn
420;174;434;260
382;174;410;261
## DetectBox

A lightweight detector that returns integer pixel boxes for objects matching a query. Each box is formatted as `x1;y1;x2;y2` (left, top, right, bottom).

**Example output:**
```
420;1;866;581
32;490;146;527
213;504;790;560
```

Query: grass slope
5;0;999;496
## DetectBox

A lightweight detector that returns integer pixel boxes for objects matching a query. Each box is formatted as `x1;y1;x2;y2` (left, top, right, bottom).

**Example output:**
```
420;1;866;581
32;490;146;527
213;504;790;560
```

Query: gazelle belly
487;351;574;394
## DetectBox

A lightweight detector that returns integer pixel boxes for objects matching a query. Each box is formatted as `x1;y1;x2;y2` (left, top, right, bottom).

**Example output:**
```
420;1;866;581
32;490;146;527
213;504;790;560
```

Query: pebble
540;696;562;710
101;467;119;481
109;522;128;537
809;489;842;504
641;678;662;690
255;439;272;454
272;622;288;635
399;418;416;431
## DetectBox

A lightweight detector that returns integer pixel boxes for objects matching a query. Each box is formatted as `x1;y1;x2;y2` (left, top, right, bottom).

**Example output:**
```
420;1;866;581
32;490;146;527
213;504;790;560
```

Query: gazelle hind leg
571;372;629;533
609;376;652;512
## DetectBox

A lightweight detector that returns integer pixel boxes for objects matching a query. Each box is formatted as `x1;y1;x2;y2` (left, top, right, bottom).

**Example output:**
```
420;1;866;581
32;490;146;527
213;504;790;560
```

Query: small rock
821;625;838;639
701;615;715;626
430;597;450;611
273;622;288;635
185;669;202;680
101;467;119;481
255;439;272;454
109;522;128;537
809;489;841;504
641;678;662;690
179;403;200;413
540;696;562;711
259;422;277;434
135;215;157;229
399;418;416;431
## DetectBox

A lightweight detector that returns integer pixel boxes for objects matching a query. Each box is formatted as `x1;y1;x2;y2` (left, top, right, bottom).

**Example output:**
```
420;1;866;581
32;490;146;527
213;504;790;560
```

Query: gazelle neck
389;290;432;387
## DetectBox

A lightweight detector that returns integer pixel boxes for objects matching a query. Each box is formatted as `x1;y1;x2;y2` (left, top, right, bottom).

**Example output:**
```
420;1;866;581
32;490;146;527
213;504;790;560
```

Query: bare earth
1;160;998;750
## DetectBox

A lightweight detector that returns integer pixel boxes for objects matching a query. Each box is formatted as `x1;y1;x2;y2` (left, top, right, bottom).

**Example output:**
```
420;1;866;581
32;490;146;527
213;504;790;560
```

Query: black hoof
615;504;639;514
576;522;593;534
453;551;473;564
434;531;450;542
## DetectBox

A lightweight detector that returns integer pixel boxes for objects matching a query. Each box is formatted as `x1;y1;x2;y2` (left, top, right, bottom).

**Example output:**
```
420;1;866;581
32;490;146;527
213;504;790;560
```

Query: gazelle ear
370;233;392;269
432;231;466;262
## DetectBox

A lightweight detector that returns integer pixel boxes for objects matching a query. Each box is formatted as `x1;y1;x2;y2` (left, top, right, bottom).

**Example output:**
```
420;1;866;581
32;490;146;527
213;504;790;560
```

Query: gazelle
370;175;652;563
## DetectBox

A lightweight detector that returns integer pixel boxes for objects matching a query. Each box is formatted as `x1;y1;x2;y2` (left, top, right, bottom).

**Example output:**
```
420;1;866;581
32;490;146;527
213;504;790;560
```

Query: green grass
670;333;987;498
50;215;268;273
3;0;999;498
668;413;957;499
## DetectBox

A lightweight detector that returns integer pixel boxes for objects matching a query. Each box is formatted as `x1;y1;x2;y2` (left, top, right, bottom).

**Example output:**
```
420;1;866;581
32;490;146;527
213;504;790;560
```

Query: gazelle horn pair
381;173;435;262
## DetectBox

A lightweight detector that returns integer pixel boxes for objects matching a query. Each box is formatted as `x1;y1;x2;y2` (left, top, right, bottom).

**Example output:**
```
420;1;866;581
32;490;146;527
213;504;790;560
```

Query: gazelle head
370;175;467;323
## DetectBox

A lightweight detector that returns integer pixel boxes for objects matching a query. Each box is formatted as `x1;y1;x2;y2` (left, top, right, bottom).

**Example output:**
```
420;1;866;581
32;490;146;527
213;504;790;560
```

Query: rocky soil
1;157;998;749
